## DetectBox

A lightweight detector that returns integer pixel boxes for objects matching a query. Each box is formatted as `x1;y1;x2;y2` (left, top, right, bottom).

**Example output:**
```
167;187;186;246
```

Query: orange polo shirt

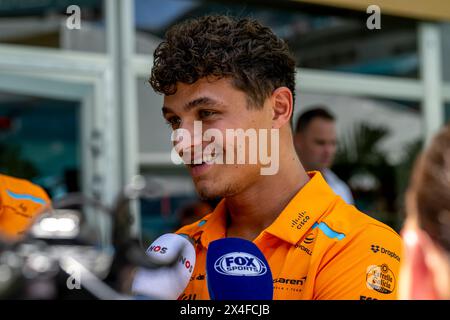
176;171;402;300
0;174;51;239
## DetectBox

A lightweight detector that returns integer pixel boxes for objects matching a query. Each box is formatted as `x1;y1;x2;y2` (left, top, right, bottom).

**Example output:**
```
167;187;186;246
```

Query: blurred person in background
0;174;50;240
399;123;450;300
294;107;354;205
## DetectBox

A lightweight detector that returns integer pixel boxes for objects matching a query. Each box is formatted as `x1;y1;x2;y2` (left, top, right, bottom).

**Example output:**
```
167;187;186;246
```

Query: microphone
131;233;196;299
206;238;273;300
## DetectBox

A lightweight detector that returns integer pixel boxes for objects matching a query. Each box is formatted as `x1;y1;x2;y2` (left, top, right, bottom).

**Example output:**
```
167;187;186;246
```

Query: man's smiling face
162;77;273;200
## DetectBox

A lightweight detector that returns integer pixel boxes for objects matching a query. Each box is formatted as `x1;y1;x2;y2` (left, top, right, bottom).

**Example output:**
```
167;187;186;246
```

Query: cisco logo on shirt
214;252;267;276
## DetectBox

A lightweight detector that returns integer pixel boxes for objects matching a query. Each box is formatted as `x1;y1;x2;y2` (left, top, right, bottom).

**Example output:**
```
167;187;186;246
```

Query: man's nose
324;144;336;157
173;121;203;159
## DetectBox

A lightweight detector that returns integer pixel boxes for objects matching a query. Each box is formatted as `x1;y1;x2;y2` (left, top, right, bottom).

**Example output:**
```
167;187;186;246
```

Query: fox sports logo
214;252;267;276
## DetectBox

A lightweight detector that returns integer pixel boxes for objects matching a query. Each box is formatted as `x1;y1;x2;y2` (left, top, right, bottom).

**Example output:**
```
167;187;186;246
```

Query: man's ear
403;229;439;299
271;87;293;129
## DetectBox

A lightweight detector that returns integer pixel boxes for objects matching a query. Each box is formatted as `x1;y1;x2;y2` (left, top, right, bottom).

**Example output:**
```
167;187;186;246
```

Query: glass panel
136;77;171;156
134;0;419;78
442;23;450;82
0;91;81;199
446;102;450;123
0;0;105;52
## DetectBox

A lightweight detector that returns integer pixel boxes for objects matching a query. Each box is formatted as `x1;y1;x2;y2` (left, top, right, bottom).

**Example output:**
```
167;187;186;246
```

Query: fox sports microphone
206;238;273;300
131;233;196;299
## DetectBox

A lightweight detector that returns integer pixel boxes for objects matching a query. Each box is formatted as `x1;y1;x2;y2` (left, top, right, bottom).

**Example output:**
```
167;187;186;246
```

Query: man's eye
199;110;216;119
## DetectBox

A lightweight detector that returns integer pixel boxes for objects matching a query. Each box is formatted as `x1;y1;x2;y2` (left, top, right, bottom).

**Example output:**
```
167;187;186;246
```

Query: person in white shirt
294;107;354;205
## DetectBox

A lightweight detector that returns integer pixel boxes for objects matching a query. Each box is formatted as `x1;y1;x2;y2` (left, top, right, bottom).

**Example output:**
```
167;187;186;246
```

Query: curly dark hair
149;15;296;108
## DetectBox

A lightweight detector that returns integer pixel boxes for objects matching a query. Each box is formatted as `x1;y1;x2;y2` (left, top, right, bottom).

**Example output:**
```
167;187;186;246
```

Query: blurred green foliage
333;122;423;232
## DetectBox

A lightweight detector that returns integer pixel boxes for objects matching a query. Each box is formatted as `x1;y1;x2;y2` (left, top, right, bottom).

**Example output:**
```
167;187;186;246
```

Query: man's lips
186;153;222;177
189;162;212;177
185;152;221;165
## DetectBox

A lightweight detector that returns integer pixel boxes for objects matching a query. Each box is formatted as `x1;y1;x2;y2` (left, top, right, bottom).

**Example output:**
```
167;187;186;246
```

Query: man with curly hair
149;15;402;300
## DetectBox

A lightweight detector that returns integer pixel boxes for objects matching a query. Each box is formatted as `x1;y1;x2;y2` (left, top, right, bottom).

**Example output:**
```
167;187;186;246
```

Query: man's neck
225;152;310;241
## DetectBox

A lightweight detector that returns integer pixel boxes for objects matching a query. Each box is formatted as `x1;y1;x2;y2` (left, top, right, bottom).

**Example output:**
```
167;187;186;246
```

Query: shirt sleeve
313;224;402;300
0;177;51;238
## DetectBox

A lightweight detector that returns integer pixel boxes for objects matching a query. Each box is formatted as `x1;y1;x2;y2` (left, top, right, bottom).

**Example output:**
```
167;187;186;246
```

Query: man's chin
195;182;236;200
196;187;221;200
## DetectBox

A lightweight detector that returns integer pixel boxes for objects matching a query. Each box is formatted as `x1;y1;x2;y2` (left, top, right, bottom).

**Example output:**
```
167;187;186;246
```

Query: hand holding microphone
131;233;196;299
206;238;273;300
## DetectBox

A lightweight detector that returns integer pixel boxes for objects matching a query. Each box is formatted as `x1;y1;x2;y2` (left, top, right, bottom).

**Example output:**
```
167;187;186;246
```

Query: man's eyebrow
184;97;223;112
162;97;224;116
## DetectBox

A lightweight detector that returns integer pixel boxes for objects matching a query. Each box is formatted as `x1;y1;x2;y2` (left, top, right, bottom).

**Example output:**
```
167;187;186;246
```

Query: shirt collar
264;171;338;244
192;199;226;249
194;171;338;248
